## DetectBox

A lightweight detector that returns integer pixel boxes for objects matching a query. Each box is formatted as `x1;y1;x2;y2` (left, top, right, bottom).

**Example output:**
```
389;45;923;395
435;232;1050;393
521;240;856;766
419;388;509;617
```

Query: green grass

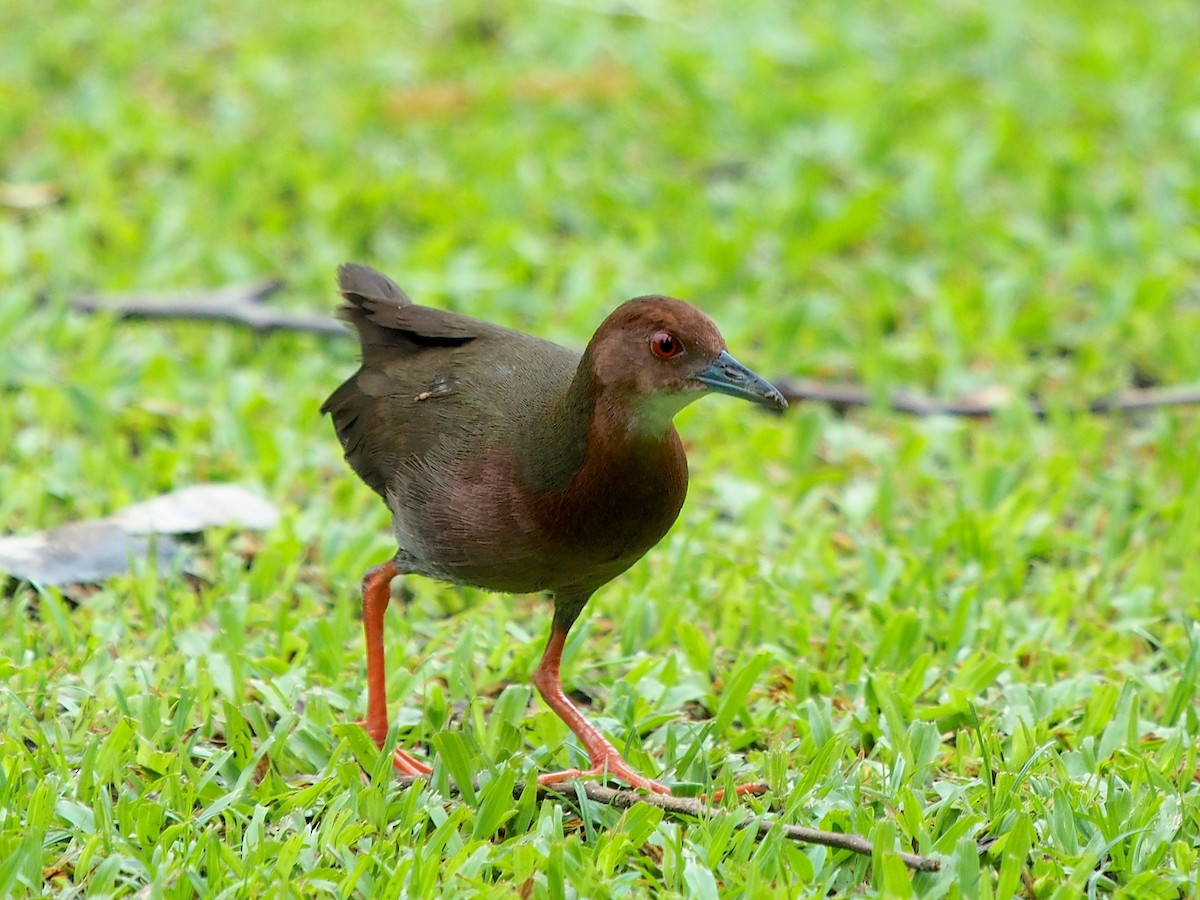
3;0;1200;896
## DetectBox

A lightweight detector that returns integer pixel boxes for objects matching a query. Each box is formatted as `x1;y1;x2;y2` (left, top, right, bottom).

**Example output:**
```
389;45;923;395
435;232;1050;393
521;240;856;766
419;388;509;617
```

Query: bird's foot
536;749;770;800
358;721;433;778
538;751;671;794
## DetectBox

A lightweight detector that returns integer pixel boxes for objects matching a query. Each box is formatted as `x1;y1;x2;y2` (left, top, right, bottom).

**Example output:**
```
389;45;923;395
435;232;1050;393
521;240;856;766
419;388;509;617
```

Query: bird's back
323;263;583;491
322;265;588;585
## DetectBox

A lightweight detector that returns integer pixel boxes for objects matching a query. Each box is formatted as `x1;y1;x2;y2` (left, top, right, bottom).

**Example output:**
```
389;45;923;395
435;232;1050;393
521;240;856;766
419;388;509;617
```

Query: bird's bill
694;351;788;411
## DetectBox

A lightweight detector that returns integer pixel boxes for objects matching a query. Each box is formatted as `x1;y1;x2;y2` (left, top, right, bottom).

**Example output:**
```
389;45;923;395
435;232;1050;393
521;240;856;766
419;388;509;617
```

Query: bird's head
583;296;786;432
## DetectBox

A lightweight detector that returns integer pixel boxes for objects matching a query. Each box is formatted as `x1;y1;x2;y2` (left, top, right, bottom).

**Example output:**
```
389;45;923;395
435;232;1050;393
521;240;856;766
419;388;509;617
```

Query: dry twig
71;280;345;336
772;377;1200;419
395;775;942;873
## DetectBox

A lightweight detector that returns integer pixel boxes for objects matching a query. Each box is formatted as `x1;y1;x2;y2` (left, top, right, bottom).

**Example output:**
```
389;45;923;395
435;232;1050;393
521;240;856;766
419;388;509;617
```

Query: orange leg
533;614;767;801
533;625;671;794
359;560;431;777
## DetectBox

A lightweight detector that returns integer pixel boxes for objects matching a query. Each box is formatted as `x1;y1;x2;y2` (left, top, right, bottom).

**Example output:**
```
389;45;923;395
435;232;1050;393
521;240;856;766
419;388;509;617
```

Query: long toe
392;748;433;778
538;752;671;795
357;719;432;778
537;759;769;801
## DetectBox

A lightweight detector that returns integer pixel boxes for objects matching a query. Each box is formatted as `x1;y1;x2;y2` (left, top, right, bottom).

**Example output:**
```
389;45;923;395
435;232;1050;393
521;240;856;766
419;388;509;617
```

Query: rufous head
583;295;786;431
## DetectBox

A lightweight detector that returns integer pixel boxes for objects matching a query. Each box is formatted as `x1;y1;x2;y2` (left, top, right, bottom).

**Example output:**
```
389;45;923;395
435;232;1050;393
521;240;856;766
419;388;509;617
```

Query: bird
322;263;786;794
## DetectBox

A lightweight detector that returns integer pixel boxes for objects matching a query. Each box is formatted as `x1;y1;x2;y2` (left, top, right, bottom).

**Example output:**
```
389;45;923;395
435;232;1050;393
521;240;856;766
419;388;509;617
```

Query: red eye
650;331;683;359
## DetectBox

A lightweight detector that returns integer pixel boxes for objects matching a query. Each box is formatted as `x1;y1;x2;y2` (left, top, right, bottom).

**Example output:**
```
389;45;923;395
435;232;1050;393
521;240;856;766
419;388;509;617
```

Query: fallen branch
395;775;942;873
1084;385;1200;414
71;280;346;336
772;379;1021;418
771;377;1200;419
67;283;1200;419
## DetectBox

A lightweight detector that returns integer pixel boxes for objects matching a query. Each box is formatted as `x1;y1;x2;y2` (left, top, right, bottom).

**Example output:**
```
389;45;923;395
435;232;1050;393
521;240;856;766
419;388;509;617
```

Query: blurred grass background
2;0;1199;896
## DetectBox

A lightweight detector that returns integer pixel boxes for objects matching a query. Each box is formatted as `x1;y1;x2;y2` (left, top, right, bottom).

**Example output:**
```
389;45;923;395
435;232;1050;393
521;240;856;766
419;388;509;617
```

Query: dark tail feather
335;262;414;353
337;263;412;307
